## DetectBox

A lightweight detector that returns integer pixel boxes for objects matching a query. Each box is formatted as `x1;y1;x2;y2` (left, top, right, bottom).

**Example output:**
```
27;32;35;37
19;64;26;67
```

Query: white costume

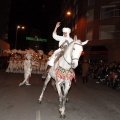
47;27;73;66
19;53;32;86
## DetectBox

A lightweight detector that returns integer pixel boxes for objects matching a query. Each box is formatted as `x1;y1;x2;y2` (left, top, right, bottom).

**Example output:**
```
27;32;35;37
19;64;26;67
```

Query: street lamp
15;25;25;49
65;10;72;26
66;11;72;16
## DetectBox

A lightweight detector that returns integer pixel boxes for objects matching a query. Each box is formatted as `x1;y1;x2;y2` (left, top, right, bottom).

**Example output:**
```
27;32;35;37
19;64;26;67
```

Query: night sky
8;0;63;50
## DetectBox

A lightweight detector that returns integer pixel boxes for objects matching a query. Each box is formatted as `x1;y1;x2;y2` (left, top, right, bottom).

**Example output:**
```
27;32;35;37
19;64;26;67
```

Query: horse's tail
73;70;77;86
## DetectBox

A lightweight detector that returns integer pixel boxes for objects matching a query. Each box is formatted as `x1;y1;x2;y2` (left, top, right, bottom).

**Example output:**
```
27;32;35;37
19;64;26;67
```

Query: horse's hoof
38;100;42;104
66;98;69;103
60;115;66;119
63;115;66;119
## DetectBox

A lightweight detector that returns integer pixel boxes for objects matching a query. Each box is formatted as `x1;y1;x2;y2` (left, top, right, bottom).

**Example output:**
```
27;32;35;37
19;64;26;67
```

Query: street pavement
0;69;120;120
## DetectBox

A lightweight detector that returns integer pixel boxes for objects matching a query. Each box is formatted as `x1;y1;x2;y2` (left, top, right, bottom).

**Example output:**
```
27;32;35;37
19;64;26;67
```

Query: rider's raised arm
52;32;62;41
53;22;61;33
52;22;62;41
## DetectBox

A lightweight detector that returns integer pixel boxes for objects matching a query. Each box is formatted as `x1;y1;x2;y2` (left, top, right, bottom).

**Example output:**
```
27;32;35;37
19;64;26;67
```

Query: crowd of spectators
75;60;120;89
89;61;120;89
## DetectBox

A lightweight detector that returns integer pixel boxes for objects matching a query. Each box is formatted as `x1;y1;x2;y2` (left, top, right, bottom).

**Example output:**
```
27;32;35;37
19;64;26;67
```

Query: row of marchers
6;57;47;74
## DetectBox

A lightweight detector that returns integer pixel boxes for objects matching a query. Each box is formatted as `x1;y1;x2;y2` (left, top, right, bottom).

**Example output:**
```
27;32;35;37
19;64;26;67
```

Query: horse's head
70;40;82;69
60;38;89;70
71;39;89;69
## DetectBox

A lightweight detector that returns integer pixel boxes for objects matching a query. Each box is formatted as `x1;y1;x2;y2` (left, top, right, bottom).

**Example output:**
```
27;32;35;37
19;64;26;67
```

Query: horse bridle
63;42;82;65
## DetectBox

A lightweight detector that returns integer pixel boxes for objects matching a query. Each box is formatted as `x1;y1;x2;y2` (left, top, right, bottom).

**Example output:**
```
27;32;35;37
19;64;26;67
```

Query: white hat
62;28;71;34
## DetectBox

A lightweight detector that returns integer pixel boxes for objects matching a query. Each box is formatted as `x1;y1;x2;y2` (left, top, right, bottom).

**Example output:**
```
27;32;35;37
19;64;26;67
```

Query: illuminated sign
26;37;47;42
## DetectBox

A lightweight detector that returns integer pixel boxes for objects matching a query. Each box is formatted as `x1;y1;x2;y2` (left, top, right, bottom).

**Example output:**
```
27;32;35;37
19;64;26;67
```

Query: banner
26;37;47;42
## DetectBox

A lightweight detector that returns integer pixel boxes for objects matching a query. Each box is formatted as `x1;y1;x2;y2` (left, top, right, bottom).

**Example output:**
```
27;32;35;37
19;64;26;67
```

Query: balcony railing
101;9;120;20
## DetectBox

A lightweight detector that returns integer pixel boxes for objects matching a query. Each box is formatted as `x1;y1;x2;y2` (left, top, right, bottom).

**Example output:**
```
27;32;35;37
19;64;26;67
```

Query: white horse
38;39;89;118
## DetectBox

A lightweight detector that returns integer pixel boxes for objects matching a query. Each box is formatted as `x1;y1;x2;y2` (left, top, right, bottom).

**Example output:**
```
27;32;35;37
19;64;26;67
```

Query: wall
0;40;10;56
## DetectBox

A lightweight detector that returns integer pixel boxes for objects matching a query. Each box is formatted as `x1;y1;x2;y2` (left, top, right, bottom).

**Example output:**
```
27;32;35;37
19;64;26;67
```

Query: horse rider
46;22;74;73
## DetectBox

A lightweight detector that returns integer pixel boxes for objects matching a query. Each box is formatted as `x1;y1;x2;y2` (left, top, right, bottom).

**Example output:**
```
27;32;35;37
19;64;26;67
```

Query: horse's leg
62;84;69;102
38;74;51;103
60;80;71;118
51;79;57;91
56;81;63;112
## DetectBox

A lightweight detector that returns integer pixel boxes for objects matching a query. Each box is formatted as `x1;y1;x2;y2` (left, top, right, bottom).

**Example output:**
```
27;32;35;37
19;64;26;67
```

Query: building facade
60;0;120;62
0;0;11;56
0;0;11;41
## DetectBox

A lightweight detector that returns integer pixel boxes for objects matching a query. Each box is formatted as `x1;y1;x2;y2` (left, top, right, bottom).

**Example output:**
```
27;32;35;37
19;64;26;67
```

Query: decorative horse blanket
55;66;75;82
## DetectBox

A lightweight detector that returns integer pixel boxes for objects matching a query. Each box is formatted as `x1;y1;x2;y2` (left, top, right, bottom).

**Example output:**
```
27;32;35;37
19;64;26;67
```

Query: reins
63;42;82;66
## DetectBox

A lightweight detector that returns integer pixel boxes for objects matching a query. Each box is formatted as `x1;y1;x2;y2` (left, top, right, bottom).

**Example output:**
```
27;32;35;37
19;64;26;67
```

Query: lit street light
65;10;72;26
66;11;72;16
15;25;25;49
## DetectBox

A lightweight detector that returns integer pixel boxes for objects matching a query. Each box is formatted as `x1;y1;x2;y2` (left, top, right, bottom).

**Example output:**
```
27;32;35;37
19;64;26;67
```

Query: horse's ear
74;35;77;41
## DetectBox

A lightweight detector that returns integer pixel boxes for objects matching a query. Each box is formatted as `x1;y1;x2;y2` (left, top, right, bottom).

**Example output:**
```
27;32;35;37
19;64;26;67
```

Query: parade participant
19;53;33;86
81;59;89;83
46;22;73;73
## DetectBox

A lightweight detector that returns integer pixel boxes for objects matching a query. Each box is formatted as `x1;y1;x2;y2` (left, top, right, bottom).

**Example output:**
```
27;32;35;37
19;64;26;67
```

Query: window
88;0;95;6
76;5;78;16
100;5;120;20
86;27;93;40
73;0;77;5
99;25;115;40
86;9;94;22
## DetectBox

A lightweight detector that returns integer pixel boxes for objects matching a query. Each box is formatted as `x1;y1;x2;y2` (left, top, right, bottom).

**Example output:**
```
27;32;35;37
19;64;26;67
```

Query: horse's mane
64;41;74;54
64;40;81;54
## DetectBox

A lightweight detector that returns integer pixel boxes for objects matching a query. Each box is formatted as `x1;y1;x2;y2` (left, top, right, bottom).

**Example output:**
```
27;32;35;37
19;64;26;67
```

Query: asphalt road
0;69;120;120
